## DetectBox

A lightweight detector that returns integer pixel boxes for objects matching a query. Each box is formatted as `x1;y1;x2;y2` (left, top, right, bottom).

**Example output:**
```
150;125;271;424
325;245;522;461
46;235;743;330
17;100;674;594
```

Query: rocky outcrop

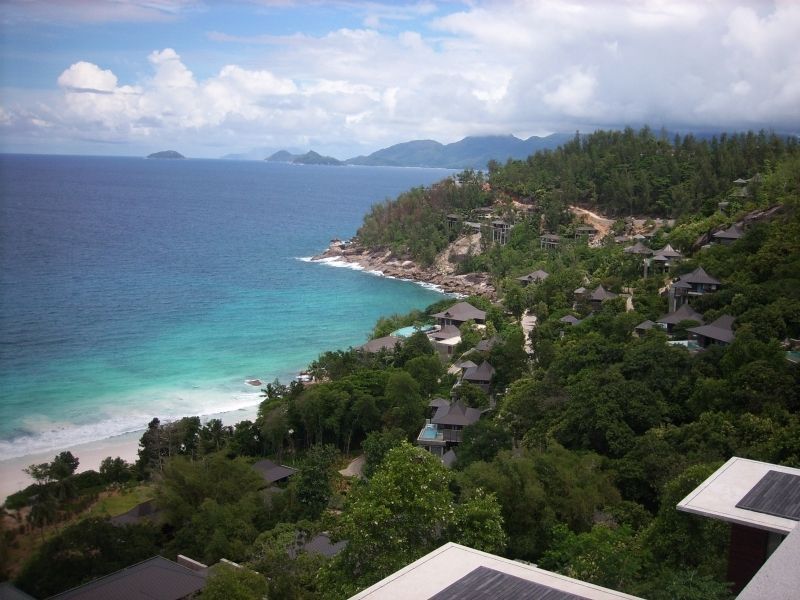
311;239;496;299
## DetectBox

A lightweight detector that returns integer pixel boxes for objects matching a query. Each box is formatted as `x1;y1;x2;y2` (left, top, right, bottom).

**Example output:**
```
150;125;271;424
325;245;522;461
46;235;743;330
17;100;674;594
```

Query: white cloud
542;70;598;118
2;1;799;157
57;62;119;93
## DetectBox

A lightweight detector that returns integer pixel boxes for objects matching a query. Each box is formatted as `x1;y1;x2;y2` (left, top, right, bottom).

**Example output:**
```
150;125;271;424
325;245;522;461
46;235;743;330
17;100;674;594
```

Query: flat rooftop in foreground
677;457;800;534
349;543;641;600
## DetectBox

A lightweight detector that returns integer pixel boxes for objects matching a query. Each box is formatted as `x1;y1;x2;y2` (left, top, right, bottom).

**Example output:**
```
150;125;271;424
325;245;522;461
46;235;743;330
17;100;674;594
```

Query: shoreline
309;239;496;300
0;404;259;503
1;245;476;504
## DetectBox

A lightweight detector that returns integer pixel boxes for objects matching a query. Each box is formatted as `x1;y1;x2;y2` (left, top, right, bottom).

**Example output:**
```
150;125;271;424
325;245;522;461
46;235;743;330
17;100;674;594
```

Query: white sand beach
0;430;141;503
0;405;260;503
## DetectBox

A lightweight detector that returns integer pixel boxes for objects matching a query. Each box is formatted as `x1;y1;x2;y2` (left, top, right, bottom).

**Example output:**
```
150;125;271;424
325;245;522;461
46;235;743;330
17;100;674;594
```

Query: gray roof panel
736;471;800;521
428;566;591;600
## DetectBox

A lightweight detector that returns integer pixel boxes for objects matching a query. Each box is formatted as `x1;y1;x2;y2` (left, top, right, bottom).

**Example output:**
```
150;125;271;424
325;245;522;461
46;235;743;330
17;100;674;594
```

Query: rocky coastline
311;239;496;299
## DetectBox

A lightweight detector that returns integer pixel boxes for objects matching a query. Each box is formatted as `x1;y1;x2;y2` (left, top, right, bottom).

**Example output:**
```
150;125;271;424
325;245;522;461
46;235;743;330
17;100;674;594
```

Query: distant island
266;150;343;166
147;150;185;159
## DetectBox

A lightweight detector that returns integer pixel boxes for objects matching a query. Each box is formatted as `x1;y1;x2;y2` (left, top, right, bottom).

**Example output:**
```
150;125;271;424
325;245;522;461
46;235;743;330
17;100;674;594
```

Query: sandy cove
312;238;496;300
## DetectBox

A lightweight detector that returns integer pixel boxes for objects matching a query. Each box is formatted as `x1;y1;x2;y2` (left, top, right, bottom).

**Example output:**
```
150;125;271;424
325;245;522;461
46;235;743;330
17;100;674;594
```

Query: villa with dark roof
623;241;653;256
416;399;482;459
647;243;682;275
713;224;744;245
516;270;549;287
461;360;495;393
428;325;462;360
688;314;736;346
540;233;560;249
589;285;618;310
359;335;403;353
668;266;721;311
432;302;486;327
657;303;705;334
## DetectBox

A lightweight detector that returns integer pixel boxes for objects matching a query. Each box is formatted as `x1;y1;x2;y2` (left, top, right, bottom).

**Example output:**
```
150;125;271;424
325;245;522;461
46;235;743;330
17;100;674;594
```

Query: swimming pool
420;424;439;440
392;324;436;338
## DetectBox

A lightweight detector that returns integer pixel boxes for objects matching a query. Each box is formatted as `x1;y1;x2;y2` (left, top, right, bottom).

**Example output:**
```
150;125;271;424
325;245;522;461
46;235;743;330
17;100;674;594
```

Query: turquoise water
0;155;451;459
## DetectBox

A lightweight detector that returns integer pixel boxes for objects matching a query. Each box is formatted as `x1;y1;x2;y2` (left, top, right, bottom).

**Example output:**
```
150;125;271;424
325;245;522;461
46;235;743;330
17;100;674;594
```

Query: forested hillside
357;169;492;264
355;127;798;267
490;127;798;216
4;130;800;600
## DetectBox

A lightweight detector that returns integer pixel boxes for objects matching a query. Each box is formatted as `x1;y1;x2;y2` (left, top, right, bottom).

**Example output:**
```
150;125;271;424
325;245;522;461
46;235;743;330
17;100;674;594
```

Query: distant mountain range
260;133;575;169
344;134;574;169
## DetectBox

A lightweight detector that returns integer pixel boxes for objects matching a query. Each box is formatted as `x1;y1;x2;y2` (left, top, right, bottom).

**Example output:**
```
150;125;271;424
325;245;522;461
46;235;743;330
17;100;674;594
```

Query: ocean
0;155;450;461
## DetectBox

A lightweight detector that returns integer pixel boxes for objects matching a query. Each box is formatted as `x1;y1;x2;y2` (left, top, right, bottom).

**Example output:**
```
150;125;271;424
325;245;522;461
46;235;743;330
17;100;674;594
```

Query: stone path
339;454;365;478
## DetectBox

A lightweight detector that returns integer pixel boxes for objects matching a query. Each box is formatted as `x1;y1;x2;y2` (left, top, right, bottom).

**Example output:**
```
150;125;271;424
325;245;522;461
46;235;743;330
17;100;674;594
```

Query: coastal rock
246;379;263;387
311;238;496;299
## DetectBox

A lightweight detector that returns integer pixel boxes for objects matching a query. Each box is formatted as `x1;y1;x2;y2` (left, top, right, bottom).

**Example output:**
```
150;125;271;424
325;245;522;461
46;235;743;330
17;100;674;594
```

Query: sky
0;0;798;159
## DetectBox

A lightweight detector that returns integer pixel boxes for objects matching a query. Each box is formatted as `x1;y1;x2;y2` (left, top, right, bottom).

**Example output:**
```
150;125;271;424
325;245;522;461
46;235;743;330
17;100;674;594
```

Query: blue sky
1;1;798;158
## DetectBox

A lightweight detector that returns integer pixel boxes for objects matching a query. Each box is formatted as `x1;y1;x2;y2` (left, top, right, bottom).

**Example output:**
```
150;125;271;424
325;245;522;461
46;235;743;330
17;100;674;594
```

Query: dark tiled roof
456;360;478;370
463;361;495;382
49;556;207;600
560;315;581;325
517;270;549;283
653;244;682;258
688;314;735;343
677;266;721;286
428;566;590;600
302;533;348;558
442;449;457;468
360;335;402;353
623;241;653;255
429;397;451;410
657;303;704;325
635;319;656;331
252;460;298;484
475;336;500;352
590;285;617;302
430;325;461;340
432;400;481;428
433;302;486;323
713;224;744;240
736;470;800;521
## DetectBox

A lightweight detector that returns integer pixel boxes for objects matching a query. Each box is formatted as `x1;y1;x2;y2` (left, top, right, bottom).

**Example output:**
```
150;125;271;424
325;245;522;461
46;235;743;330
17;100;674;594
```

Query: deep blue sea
0;155;449;460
